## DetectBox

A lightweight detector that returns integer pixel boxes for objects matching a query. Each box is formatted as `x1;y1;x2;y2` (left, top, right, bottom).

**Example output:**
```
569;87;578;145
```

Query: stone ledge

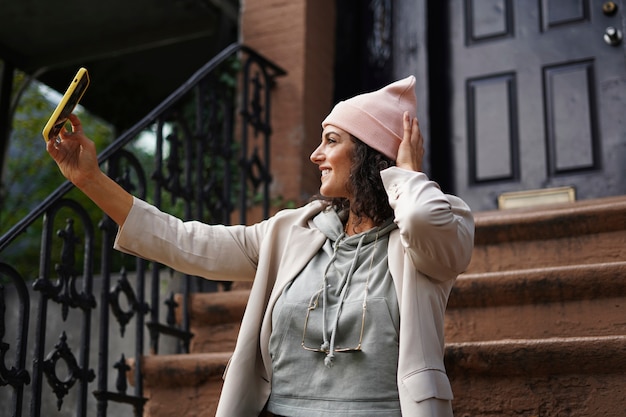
473;195;626;245
175;289;250;325
173;290;250;353
451;261;626;308
446;261;626;342
129;352;231;388
445;335;626;377
132;335;626;384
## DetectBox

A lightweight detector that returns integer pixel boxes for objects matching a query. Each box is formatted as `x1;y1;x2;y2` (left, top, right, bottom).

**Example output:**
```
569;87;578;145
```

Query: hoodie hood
312;207;396;243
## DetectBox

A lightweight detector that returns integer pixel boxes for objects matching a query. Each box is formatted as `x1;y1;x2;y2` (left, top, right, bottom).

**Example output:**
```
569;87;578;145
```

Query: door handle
604;26;623;46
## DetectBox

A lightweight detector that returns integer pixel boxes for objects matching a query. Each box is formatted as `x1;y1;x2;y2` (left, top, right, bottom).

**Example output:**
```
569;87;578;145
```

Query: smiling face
310;124;356;199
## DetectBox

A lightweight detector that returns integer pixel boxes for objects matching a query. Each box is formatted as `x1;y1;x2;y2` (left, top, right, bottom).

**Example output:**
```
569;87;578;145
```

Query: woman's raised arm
46;113;133;226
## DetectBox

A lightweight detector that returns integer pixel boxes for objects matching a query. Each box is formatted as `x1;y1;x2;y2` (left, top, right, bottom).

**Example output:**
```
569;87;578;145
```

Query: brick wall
241;0;336;212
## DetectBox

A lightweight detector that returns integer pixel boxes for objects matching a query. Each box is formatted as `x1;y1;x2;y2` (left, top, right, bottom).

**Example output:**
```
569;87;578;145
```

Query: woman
47;75;474;416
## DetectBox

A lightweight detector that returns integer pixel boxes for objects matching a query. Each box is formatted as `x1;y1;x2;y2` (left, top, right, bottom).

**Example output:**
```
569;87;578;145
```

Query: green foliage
0;70;115;280
1;54;268;281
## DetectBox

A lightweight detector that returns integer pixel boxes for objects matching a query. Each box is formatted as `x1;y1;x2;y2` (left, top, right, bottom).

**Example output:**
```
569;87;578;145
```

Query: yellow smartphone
42;67;90;142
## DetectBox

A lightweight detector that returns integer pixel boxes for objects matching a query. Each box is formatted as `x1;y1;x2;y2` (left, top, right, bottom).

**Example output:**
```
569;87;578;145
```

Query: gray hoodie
267;207;401;416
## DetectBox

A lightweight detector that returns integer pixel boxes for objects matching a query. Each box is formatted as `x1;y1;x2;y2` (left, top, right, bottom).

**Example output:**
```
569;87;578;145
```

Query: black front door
447;0;626;211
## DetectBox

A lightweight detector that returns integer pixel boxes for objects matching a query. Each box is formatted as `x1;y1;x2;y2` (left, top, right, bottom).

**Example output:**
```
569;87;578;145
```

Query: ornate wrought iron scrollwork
0;43;285;417
28;199;96;416
117;163;138;196
165;126;186;201
164;292;178;326
245;72;270;137
33;218;97;320
42;332;95;411
0;284;31;389
0;263;31;415
113;354;131;394
0;341;30;388
93;352;147;416
110;269;149;337
146;290;194;354
244;146;272;190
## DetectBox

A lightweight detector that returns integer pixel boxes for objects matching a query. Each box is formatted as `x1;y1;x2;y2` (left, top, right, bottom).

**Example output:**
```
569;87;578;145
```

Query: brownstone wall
241;0;336;212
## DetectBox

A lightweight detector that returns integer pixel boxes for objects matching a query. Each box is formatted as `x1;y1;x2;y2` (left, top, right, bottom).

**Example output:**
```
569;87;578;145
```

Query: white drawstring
320;232;345;354
324;234;367;367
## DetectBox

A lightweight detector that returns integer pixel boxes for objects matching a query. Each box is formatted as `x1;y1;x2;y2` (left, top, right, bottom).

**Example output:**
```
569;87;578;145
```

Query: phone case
42;67;90;142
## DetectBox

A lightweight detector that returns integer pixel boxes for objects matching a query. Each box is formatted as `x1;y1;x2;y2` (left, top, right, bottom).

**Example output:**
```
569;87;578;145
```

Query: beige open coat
114;167;475;416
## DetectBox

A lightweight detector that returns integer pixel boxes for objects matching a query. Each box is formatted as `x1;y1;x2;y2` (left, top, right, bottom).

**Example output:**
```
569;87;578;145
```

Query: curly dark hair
317;137;395;227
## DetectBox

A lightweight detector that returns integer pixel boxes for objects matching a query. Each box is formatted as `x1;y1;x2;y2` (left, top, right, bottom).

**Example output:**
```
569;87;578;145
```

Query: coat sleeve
381;167;475;281
113;197;260;282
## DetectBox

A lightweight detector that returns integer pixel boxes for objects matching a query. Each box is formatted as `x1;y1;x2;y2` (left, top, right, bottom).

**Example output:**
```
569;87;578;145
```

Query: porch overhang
0;0;239;129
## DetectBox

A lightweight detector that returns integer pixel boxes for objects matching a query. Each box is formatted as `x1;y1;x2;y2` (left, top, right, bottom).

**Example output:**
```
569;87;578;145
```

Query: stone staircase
445;194;626;416
131;290;248;417
134;195;626;417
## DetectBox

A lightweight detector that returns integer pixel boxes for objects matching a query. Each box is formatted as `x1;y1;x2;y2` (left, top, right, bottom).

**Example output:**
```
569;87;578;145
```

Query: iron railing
0;43;285;417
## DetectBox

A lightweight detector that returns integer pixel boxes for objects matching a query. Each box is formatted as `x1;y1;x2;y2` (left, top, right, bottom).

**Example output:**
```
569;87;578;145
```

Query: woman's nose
310;145;323;163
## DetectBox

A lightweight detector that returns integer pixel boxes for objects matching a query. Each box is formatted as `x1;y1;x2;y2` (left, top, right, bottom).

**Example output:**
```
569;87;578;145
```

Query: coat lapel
273;224;326;290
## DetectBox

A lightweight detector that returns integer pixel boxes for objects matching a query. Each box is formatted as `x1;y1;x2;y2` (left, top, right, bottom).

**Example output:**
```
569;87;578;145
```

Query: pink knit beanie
322;75;417;160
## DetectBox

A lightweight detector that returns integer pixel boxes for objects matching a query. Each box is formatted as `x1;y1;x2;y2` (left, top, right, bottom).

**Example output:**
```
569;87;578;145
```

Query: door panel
544;60;599;173
449;0;626;211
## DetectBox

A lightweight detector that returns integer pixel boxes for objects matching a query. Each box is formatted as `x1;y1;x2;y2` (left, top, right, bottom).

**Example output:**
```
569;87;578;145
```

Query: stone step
446;335;626;416
129;352;230;417
178;262;626;347
446;261;626;342
469;195;626;273
146;195;626;416
174;289;249;353
134;335;626;417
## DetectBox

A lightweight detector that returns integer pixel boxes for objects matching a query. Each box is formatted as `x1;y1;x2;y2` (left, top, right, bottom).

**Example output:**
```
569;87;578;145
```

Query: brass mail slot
497;186;576;210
